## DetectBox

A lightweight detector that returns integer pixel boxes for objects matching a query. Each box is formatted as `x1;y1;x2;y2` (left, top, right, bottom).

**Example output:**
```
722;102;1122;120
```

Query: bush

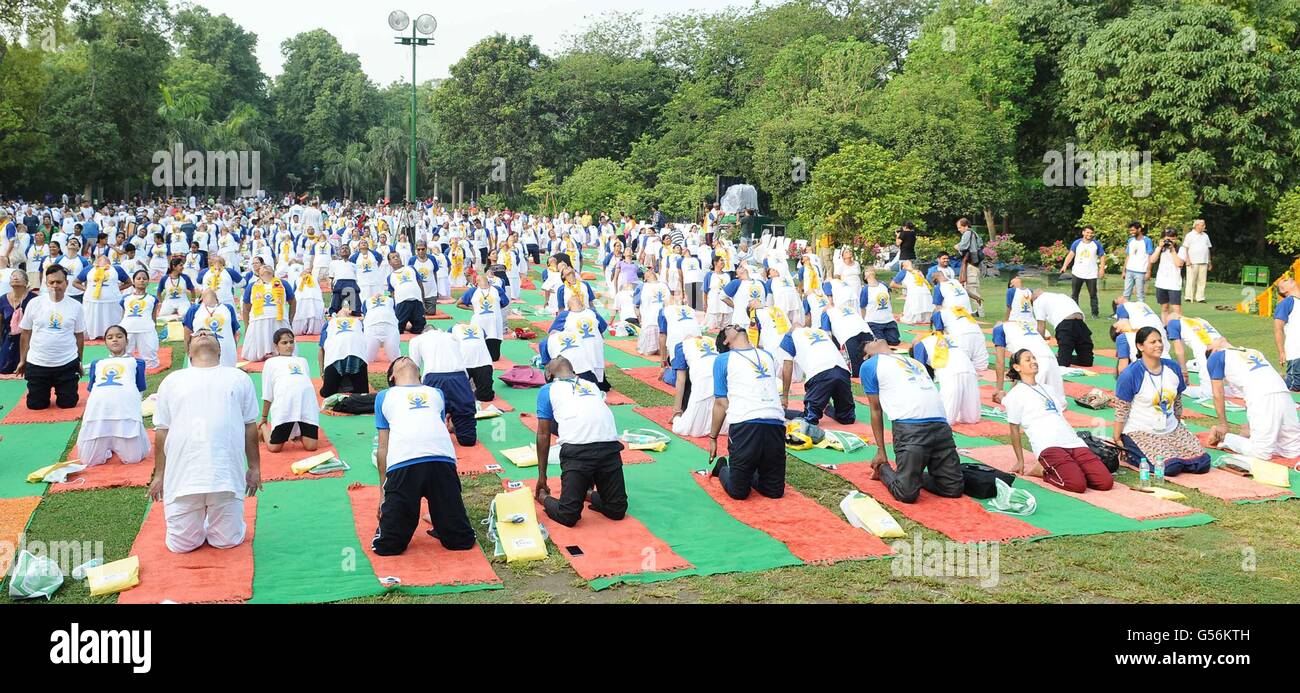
1037;240;1070;269
913;234;959;264
1268;186;1300;254
983;233;1027;265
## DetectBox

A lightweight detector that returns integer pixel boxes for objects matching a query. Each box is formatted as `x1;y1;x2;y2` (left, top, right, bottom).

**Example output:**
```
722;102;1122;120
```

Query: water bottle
1153;456;1166;486
72;557;103;580
370;435;379;468
1138;458;1151;488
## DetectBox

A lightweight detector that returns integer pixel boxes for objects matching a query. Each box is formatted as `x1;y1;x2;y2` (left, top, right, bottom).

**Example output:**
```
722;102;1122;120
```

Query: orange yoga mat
692;474;892;563
517;413;654;463
453;439;503;476
118;498;258;604
620;366;676;396
508;478;693;580
145;347;174;375
964;445;1198;521
259;429;344;482
830;463;1048;542
346;484;501;588
52;430;157;494
0;496;43;578
2;382;90;424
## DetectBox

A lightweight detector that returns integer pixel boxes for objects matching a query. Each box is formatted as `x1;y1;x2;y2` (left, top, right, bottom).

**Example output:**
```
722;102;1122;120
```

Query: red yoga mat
691;474;892;563
346;484;501;588
620;366;676;396
828;462;1048;542
506;478;693;580
52;430;158;494
3;381;90;424
118;498;258;604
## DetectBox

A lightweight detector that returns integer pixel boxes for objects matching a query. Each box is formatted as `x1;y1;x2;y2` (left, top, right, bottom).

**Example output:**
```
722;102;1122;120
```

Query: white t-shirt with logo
1069;239;1103;279
1002;381;1082;455
543;330;594;374
19;294;85;367
858;354;946;423
672;336;720;405
712;348;785;425
1115;359;1185;435
262;355;319;428
451;324;493;370
1125;236;1154;273
375;385;457;472
779;327;848;381
1032;293;1083;330
536;378;619;446
1154;245;1187;291
860;283;894;325
1207;348;1287;407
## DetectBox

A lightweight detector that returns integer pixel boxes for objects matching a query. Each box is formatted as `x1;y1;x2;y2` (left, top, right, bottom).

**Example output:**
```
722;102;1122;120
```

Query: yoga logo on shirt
577;320;596;339
47;311;64;330
749;357;773;380
894;356;926;381
558;335;578;351
127;300;147;317
1152;389;1176;417
371;295;387;308
407;391;431;409
697;340;717;357
98;364;126;387
676;308;692;322
288;363;305;376
572;380;597;397
462;326;480;341
335;318;355;332
877;294;890;310
1243;350;1269;371
398;271;414;284
808;330;831;346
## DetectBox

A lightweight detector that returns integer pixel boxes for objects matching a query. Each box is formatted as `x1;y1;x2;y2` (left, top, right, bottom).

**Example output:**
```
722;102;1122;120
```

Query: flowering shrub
983;234;1027;265
1037;240;1070;268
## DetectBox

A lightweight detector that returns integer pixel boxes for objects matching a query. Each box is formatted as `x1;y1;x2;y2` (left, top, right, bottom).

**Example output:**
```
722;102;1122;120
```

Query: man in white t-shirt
1121;222;1153;302
1060;225;1104;318
150;330;261;553
1182;219;1212;303
1149;228;1187;321
1032;290;1094;367
372;356;476;555
534;356;628;526
1204;341;1300;460
859;339;964;503
708;325;787;500
18;264;85;409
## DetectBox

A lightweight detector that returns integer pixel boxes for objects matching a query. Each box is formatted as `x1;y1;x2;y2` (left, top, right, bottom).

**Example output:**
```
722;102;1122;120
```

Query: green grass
4;276;1297;604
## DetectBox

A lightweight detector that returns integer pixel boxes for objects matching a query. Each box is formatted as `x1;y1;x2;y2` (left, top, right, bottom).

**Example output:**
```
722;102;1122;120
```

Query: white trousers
939;370;982;424
126;330;160;369
1222;392;1300;460
956;331;990;372
674;396;723;438
366;325;401;362
164;491;245;554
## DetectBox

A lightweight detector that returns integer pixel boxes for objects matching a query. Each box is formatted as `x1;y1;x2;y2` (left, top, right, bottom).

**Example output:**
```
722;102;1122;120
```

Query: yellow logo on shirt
98;364;126;387
577;320;596;339
1152;389;1176;417
407;392;431;410
47;312;64;330
126;299;147;317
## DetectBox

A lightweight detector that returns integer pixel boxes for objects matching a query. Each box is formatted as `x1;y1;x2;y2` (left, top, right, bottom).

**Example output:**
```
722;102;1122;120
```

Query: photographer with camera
1149;228;1188;323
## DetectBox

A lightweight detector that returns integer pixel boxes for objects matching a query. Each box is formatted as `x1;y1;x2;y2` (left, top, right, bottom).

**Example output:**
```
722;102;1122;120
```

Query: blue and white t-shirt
712;348;784;426
860;283;894;325
1124;236;1154;273
1069;238;1103;279
858;354;946;423
1005;287;1035;323
1207;348;1287;406
536;378;619;445
1115;359;1185;435
375;385;457;473
672;336;720;405
991;321;1054;362
779;327;848;381
820;304;871;344
1273;296;1300;361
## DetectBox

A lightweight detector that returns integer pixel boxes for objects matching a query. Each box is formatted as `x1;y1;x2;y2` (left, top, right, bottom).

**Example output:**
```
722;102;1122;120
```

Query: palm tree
325;143;369;200
366;126;404;202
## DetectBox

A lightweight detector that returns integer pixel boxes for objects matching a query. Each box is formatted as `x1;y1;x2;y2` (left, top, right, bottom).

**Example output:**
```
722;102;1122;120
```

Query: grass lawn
2;269;1295;605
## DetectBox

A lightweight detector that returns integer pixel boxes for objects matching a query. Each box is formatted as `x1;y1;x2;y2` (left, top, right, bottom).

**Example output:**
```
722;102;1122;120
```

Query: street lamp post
389;11;437;205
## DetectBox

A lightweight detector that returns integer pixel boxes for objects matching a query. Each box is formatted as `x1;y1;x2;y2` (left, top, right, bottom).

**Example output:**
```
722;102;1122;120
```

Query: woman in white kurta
637;270;670;355
147;233;169;279
291;268;325;335
890;261;935;324
75;256;130;340
240;265;296;362
77;325;151;466
703;257;732;331
672;334;725;437
836;248;863;310
766;267;805;328
260;328;320;453
458;274;509;362
119;270;160;368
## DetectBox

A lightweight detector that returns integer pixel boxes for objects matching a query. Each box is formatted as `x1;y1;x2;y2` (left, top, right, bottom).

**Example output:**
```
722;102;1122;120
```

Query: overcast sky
187;0;767;85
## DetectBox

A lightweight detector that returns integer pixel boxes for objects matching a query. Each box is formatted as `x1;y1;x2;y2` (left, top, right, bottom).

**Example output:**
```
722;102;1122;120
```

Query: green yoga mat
0;379;28;410
498;338;541;367
966;462;1216;539
316;411;381;486
0;421;79;499
249;477;387;604
603;345;657;369
80;345;113;377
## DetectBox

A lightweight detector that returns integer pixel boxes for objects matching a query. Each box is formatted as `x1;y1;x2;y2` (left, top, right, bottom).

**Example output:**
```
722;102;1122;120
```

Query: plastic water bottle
1153;456;1166;486
1139;458;1151;488
72;557;103;580
371;435;379;468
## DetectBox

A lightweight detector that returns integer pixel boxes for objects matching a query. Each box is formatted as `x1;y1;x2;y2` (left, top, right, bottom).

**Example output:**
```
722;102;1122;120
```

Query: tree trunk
983;208;996;236
384;170;391;202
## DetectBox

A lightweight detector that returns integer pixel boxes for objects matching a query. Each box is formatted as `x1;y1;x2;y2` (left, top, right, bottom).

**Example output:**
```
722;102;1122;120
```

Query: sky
187;0;765;85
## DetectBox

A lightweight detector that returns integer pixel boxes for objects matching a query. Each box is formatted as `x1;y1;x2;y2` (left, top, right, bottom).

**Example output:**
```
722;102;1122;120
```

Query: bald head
545;356;575;380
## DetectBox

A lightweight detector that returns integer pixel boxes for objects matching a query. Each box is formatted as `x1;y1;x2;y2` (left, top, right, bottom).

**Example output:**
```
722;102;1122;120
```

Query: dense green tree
796;140;929;247
1079;162;1199;249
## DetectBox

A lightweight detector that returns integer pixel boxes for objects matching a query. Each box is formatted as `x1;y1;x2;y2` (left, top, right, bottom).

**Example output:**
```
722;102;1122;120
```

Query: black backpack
1078;431;1122;473
331;393;376;415
960;463;1016;499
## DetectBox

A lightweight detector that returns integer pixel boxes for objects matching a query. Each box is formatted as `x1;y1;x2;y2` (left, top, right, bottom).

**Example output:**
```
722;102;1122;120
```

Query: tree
1062;4;1300;210
366;125;405;202
1079;162;1199;249
172;6;269;120
796;141;929;247
650;159;711;220
559;158;646;216
429;34;550;195
269;30;380;189
1267;186;1300;254
524;167;559;216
